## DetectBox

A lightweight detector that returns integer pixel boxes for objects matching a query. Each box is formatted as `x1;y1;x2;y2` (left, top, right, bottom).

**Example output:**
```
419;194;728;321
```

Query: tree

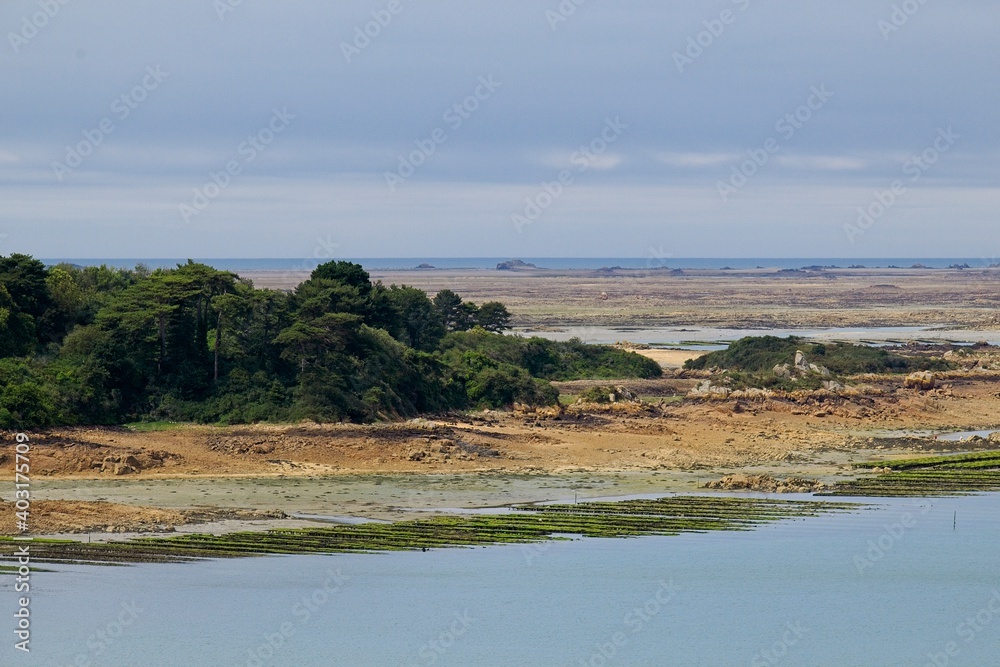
433;289;477;332
0;254;51;320
0;253;51;348
476;302;512;333
0;284;36;357
42;266;84;339
384;285;445;351
311;261;372;292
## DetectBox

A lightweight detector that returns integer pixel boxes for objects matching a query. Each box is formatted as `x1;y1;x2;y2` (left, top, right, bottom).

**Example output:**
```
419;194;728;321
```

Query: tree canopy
0;256;661;428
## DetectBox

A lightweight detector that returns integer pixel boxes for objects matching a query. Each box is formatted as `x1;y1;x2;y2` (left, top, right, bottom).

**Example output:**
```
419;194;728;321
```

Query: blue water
5;494;999;666
40;258;994;272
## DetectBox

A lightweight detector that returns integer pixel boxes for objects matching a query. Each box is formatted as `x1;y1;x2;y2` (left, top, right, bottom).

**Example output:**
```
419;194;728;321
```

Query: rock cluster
704;474;828;493
92;454;142;475
406;436;500;463
773;350;831;378
89;450;173;475
688;380;732;398
903;371;936;390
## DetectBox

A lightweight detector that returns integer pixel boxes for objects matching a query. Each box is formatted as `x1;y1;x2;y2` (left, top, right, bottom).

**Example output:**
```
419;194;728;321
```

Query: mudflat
245;265;1000;329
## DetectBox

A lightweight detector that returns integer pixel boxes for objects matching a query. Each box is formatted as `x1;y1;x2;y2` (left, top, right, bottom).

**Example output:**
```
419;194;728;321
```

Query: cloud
1;0;998;257
657;152;741;168
774;155;867;171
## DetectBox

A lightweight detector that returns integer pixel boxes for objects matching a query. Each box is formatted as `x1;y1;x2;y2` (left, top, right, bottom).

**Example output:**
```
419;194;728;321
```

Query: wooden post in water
953;511;956;530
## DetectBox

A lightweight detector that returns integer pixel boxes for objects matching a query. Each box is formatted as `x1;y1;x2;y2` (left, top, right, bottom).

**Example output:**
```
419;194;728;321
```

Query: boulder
688;380;731;398
808;363;832;377
794;350;809;371
904;371;935;390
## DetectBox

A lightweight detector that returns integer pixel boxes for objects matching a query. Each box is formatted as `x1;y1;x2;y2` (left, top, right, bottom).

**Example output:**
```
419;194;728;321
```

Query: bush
441;330;662;381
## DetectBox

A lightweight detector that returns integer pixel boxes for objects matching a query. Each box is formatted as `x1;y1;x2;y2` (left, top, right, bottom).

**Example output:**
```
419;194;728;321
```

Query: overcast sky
1;0;997;259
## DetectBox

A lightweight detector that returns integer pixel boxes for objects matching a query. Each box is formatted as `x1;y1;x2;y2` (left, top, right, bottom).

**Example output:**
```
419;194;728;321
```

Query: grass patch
123;421;188;433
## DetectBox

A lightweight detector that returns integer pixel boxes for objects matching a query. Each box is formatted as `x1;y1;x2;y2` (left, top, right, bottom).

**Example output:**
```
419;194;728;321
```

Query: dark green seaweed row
826;450;1000;497
852;450;1000;472
0;496;857;566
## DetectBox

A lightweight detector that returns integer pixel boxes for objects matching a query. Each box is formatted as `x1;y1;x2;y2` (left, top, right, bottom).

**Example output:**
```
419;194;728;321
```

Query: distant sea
40;257;993;272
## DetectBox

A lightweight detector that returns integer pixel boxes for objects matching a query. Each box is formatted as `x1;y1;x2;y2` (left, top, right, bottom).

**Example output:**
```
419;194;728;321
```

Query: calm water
5;493;999;666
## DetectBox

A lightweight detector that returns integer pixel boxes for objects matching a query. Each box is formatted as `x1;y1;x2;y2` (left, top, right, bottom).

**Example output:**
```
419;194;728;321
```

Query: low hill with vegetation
684;336;950;375
0;254;660;428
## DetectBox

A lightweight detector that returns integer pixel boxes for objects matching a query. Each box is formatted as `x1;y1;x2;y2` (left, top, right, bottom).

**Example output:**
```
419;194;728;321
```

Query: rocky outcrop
704;474;828;493
904;371;935;390
688;380;731;398
774;350;831;378
496;259;538;271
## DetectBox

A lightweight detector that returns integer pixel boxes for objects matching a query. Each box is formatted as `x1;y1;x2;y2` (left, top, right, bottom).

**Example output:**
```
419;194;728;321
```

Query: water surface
5;494;999;666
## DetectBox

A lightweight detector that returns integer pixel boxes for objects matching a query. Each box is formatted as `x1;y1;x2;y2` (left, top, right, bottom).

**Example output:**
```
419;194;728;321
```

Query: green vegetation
0;254;659;427
0;496;858;566
683;336;952;390
575;386;617;404
685;336;948;374
440;330;662;382
123;421;186;433
825;450;1000;497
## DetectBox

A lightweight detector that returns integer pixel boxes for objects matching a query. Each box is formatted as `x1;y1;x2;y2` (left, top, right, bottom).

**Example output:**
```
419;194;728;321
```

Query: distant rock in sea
414;263;436;269
496;259;540;271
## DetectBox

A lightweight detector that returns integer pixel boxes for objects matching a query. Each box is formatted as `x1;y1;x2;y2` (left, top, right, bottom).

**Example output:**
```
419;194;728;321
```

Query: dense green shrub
440;330;662;381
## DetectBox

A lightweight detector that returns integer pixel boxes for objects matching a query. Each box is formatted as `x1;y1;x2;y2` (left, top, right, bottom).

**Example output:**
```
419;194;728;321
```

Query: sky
1;0;997;260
